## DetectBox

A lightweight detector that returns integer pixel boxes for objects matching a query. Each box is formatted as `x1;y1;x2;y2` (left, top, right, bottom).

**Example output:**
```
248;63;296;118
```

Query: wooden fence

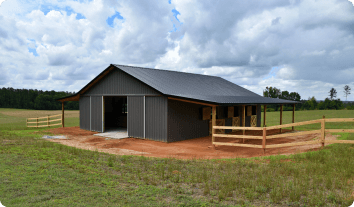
212;117;354;152
26;114;62;128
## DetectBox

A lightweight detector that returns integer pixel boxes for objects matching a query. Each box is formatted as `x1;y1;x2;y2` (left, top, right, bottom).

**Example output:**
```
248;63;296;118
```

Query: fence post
48;115;50;128
321;115;325;147
36;117;38;128
26;118;28;127
262;127;266;154
280;104;283;133
263;105;267;127
292;104;295;131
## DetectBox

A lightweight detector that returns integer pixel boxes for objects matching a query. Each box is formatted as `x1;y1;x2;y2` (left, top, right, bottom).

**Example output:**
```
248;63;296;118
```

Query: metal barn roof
114;64;297;105
57;64;298;105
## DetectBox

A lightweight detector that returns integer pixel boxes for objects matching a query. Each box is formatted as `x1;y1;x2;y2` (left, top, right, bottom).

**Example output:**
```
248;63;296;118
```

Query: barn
57;64;297;142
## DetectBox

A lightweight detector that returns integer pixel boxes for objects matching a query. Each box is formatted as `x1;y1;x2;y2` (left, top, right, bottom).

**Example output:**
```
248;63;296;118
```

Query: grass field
1;108;354;206
262;110;354;131
0;108;79;133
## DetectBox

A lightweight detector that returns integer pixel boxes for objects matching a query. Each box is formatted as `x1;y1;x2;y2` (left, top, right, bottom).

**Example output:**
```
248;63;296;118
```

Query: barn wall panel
84;69;160;95
128;96;144;138
145;96;168;142
168;99;209;142
91;96;102;132
79;96;90;130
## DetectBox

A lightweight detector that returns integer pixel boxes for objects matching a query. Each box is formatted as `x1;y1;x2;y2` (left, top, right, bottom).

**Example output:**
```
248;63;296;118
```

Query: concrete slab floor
94;128;128;139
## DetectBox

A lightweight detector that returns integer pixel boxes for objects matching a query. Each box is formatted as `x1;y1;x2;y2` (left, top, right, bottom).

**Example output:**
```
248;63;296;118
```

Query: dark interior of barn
104;96;127;130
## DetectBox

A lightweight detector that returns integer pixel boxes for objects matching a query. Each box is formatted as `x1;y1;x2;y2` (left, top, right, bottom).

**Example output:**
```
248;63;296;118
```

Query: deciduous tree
344;85;351;100
328;88;337;100
263;86;281;98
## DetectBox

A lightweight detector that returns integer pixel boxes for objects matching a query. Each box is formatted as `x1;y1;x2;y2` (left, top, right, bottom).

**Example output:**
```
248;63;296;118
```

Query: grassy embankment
0;108;354;206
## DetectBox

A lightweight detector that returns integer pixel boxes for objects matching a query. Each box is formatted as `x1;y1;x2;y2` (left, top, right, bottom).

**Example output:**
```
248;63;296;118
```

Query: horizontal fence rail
213;126;264;130
212;117;354;152
266;130;321;139
214;142;263;148
26;114;62;128
265;119;322;130
213;134;263;139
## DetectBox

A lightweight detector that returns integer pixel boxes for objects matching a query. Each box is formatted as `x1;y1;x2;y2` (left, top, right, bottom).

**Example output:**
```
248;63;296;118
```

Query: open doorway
104;96;127;132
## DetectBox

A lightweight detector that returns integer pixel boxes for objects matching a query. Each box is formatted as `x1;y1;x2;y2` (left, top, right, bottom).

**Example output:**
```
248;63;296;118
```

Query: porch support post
62;102;64;128
242;105;246;143
263;105;267;127
292;104;295;131
212;106;216;147
280;104;283;133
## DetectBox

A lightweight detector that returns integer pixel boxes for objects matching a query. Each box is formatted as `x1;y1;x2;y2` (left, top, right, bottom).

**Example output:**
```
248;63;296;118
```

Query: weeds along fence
26;114;62;128
213;117;354;153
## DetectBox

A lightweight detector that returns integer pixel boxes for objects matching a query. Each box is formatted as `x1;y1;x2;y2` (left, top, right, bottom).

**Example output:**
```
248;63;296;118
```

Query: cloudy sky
1;0;354;101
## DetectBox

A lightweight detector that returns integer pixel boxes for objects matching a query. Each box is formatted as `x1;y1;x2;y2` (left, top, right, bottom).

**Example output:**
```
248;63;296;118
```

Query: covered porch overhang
167;95;299;146
56;94;80;128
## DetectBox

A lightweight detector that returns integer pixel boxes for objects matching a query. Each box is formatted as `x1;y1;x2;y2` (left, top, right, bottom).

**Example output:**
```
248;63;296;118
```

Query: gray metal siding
79;97;90;130
91;96;102;132
145;96;168;142
84;69;160;96
128;96;144;138
168;99;209;142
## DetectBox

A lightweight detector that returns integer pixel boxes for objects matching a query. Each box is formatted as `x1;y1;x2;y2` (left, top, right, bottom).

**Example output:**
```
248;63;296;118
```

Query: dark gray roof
114;64;298;105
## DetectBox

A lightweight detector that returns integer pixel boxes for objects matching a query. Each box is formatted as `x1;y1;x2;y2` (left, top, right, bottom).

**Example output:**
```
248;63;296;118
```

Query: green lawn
1;108;354;206
0;108;79;136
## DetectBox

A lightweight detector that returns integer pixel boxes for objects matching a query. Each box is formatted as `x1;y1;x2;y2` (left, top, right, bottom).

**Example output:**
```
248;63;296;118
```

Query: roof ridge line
113;64;219;78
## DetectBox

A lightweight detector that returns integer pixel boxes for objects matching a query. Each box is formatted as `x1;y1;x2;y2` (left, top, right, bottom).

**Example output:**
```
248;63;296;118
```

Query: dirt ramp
45;127;338;159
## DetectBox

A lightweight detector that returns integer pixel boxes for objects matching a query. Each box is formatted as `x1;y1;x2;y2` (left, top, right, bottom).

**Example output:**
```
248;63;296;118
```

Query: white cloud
0;0;354;101
349;0;354;6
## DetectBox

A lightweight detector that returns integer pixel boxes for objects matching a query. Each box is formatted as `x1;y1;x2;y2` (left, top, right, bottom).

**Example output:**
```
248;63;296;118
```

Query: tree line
0;87;79;110
1;86;352;111
263;85;353;111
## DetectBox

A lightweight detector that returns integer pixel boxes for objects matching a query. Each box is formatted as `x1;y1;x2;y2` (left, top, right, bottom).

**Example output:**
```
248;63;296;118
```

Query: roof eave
56;64;116;102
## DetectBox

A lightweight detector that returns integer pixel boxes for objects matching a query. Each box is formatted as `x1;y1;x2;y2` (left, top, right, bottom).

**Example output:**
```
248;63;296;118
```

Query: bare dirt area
44;127;339;159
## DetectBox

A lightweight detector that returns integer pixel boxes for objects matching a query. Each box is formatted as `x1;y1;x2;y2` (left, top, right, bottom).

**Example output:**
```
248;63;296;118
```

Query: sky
1;0;354;101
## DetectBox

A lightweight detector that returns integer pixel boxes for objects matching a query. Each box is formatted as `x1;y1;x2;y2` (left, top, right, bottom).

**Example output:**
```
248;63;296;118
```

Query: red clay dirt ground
44;127;339;159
